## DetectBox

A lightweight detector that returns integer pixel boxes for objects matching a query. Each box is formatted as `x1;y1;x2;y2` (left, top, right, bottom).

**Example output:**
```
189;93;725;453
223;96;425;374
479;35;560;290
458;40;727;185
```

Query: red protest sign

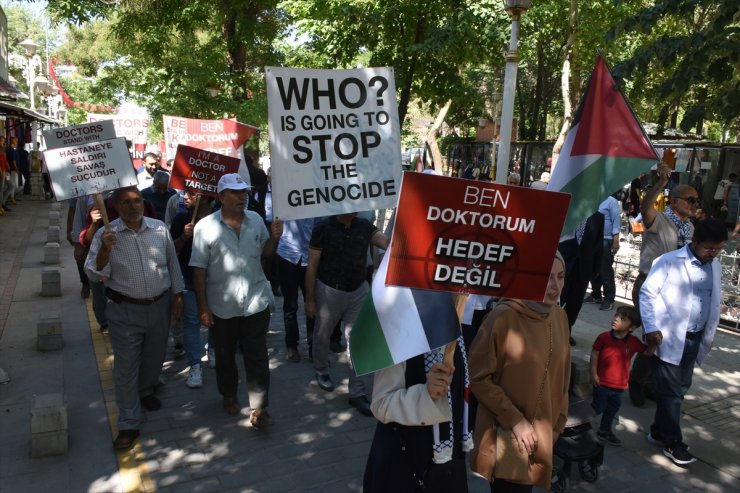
170;144;240;196
386;172;571;300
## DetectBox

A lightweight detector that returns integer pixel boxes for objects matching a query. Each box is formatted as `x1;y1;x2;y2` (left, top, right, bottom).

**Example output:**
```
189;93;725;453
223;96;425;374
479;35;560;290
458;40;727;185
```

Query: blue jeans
182;290;203;367
591;385;623;432
650;331;702;445
590;239;616;302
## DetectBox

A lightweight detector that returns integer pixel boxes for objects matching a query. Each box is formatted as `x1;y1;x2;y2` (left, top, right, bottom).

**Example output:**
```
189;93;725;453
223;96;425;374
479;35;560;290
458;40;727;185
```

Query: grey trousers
107;294;171;430
313;281;369;398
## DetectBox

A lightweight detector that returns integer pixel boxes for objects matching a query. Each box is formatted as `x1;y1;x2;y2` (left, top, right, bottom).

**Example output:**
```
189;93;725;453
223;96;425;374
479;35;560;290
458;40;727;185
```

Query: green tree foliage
48;0;288;137
282;0;509;126
608;0;739;135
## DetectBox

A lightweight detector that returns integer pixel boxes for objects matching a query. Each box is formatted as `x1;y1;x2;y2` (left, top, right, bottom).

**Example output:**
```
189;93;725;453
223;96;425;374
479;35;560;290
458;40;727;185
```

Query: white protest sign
266;67;403;220
42;120;117;150
43;137;139;201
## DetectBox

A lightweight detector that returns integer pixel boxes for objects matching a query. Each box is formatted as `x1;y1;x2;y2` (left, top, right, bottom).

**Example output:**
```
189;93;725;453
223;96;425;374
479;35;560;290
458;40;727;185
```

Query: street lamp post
9;38;45;111
495;0;532;184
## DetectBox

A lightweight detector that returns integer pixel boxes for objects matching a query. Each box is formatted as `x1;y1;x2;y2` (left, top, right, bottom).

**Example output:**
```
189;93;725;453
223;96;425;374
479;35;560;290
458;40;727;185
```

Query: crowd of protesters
62;149;726;492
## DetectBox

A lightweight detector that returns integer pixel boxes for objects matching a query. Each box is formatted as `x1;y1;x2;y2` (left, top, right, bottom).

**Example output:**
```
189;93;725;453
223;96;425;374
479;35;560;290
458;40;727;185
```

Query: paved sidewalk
0;200;738;493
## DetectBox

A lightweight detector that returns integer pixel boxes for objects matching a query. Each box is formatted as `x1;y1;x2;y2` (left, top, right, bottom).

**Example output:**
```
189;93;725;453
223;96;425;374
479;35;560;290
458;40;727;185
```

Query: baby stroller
551;397;604;492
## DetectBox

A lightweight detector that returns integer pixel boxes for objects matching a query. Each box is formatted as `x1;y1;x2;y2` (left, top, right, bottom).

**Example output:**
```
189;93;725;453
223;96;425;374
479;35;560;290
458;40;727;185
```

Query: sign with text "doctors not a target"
387;172;571;300
43;137;138;201
266;66;403;220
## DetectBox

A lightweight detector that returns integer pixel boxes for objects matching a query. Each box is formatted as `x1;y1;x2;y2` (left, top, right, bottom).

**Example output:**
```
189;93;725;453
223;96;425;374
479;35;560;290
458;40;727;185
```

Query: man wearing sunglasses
628;162;699;408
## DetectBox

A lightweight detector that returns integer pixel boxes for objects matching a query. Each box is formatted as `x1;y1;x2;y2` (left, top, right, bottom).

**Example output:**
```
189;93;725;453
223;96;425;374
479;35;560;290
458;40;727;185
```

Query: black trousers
213;308;271;410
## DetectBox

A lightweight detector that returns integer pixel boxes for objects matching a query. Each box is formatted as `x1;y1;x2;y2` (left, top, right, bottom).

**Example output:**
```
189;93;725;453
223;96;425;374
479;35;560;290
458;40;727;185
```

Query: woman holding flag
469;252;571;492
362;330;474;492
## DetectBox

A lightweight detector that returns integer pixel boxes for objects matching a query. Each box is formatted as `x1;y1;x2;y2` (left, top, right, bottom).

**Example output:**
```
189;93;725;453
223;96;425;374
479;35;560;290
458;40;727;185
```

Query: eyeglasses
699;245;724;254
679;196;699;205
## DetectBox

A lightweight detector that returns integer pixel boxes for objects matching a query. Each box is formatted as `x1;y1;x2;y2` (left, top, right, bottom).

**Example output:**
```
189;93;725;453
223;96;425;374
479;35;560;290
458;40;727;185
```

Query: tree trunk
551;0;578;171
427;99;452;174
397;12;427;124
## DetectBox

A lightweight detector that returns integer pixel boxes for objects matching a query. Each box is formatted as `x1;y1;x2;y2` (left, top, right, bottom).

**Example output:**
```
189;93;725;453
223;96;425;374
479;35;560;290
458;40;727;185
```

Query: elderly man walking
190;173;283;428
85;186;184;450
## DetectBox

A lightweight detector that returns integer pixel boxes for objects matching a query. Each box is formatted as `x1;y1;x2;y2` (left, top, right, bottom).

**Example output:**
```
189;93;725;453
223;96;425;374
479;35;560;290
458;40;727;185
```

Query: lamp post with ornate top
495;0;532;184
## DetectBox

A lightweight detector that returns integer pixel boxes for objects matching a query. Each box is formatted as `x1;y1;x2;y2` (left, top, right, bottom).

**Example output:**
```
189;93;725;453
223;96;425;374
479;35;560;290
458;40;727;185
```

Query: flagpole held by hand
190;195;201;226
93;193;111;231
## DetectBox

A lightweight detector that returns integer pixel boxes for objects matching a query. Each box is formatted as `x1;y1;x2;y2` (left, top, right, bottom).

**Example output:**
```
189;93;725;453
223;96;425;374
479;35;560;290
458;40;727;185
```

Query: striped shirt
85;216;184;298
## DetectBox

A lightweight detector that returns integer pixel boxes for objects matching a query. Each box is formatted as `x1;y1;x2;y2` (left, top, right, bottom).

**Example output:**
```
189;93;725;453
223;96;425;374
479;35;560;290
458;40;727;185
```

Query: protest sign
87;113;149;144
169;144;240;196
88;108;150;169
43;120;116;150
43;137;138;201
266;66;403;220
162;116;257;161
386;172;571;300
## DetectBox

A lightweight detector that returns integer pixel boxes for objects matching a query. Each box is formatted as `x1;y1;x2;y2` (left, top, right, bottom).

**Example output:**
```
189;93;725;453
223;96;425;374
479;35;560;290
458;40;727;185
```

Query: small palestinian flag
350;253;460;376
548;55;658;237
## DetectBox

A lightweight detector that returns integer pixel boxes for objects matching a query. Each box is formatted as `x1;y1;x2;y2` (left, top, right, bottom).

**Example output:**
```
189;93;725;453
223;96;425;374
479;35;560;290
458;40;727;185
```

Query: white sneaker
186;365;203;388
207;349;216;369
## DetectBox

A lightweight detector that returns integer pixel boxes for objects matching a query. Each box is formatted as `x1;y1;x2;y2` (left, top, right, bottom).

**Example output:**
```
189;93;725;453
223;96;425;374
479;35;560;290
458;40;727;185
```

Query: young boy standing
590;306;655;445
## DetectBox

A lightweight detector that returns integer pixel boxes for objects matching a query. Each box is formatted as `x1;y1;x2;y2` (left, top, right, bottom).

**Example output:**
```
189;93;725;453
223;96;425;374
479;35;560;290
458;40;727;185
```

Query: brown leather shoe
223;397;240;416
113;429;140;450
249;409;274;429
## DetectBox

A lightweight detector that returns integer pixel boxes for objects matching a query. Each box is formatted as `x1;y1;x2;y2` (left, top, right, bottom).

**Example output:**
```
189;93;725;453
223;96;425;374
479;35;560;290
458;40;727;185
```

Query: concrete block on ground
43;242;60;265
41;268;62;297
30;393;68;457
46;226;61;243
37;312;63;351
48;210;61;227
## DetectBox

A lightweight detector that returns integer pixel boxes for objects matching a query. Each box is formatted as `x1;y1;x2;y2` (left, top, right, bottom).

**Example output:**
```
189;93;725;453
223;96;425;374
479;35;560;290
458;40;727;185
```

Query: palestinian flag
547;55;658;237
350;253;460;376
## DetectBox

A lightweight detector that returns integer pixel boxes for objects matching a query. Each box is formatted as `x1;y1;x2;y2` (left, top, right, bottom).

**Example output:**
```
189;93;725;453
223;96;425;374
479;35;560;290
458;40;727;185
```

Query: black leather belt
106;287;168;305
686;330;705;339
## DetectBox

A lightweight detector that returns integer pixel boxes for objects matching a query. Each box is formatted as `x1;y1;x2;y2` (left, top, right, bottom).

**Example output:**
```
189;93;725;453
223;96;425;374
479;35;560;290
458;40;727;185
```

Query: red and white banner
162;116;258;163
169;145;240;197
386;173;571;300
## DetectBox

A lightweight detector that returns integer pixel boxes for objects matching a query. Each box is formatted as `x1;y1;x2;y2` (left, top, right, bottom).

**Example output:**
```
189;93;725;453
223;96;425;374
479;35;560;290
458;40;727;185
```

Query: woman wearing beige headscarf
469;252;571;492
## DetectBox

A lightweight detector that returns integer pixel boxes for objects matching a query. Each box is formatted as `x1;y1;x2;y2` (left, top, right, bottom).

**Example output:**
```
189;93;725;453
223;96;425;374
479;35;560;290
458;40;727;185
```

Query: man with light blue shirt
276;217;316;362
584;193;621;310
190;173;283;428
640;219;726;466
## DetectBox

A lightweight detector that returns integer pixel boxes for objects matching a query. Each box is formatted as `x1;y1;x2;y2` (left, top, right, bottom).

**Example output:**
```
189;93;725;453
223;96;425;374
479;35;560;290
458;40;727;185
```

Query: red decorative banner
386;172;571;300
169;144;240;197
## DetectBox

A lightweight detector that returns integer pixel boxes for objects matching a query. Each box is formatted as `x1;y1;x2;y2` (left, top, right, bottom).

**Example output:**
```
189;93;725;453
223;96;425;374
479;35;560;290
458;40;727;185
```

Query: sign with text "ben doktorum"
386;172;571;301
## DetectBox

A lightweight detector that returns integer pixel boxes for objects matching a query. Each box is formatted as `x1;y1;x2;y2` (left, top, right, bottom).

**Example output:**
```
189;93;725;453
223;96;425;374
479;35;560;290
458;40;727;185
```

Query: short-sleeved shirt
277;218;315;266
189;209;272;318
593;330;646;389
310;216;378;292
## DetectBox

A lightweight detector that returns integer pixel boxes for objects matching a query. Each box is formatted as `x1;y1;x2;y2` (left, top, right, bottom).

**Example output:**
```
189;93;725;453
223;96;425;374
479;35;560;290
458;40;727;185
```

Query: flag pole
93;192;110;231
443;293;469;366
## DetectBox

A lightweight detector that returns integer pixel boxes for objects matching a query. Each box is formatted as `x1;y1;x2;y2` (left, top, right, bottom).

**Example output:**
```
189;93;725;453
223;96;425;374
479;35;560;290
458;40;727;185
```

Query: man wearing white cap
190;173;283;428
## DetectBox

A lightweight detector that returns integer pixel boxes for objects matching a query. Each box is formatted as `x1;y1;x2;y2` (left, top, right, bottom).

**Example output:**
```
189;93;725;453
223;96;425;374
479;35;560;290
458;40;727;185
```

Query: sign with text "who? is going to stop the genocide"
266;67;403;221
169;144;240;197
387;173;571;300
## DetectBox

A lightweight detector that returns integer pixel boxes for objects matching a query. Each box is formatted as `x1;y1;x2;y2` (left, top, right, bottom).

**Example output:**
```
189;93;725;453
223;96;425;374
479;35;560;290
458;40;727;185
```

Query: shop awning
0;100;60;126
